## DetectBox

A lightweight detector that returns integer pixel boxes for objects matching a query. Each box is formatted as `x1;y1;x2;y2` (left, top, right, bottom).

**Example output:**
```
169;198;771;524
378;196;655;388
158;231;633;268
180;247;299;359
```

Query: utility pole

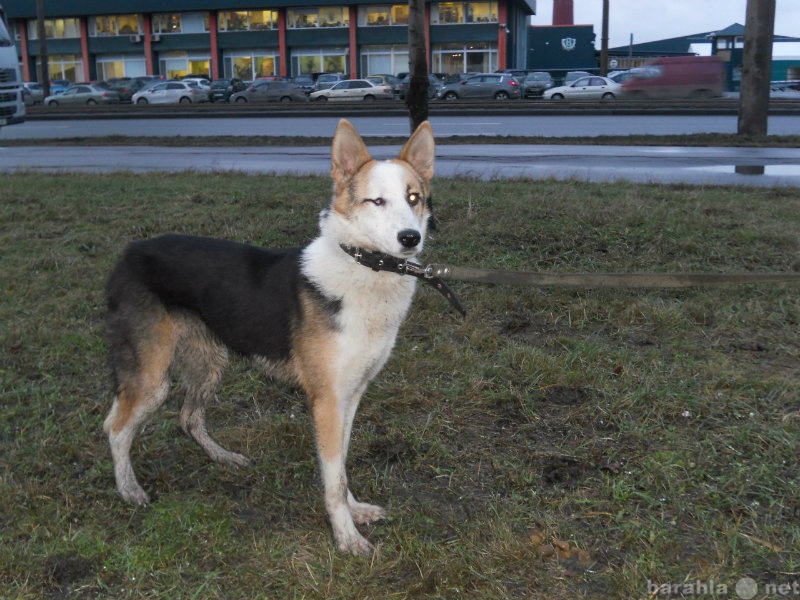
406;0;429;132
600;0;609;76
738;0;776;136
35;0;50;97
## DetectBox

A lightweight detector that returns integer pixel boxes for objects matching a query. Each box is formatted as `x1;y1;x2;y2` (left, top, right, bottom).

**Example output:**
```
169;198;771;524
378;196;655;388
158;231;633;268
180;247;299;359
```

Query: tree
738;0;776;136
405;0;429;132
36;0;50;98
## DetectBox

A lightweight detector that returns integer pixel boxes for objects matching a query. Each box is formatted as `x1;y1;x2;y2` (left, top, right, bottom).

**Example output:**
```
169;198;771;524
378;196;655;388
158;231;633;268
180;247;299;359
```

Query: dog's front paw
348;500;386;524
119;483;150;506
337;532;376;556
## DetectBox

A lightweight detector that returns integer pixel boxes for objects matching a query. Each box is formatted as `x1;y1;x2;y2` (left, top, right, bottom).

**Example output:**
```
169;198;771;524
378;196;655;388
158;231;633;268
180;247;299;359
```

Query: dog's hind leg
175;323;250;468
104;317;177;506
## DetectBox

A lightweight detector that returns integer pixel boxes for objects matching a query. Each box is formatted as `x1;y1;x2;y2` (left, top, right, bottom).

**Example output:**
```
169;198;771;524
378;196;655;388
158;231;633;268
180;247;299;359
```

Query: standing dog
103;119;434;555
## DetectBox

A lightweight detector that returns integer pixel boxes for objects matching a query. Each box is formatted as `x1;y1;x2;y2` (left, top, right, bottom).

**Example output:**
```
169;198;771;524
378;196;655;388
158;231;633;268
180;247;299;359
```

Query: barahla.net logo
647;577;800;598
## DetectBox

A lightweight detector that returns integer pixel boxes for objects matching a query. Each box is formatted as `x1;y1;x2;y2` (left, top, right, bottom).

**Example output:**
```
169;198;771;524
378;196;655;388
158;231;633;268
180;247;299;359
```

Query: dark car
292;75;315;95
396;74;441;99
210;78;246;102
106;77;145;103
522;71;554;98
436;73;520;101
230;80;309;103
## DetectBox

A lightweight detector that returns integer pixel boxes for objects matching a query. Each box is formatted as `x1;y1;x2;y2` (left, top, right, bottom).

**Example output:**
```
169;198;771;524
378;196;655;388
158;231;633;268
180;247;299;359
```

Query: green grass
1;172;799;598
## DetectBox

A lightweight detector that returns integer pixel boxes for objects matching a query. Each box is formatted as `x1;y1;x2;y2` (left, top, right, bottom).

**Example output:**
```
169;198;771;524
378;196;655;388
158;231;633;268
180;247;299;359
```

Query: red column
143;14;154;75
348;6;357;76
18;21;30;81
497;0;507;70
278;9;287;76
80;18;90;80
209;10;219;78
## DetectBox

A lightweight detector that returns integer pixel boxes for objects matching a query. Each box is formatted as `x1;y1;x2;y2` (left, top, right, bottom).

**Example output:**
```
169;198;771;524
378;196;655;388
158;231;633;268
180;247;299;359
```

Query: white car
544;76;621;101
132;81;210;104
309;79;394;101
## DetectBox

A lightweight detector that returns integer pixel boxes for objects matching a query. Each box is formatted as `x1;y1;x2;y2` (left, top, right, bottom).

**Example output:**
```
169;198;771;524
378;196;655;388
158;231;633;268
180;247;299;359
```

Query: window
153;14;182;34
431;2;497;24
287;7;349;29
47;54;84;82
218;10;278;31
292;48;348;76
361;5;409;26
91;15;142;36
431;42;497;73
360;45;408;76
27;18;80;39
223;51;279;79
96;55;147;80
158;51;210;79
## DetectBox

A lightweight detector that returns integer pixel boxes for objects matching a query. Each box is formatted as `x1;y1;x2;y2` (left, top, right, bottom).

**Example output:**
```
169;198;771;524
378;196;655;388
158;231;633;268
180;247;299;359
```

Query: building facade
2;0;535;82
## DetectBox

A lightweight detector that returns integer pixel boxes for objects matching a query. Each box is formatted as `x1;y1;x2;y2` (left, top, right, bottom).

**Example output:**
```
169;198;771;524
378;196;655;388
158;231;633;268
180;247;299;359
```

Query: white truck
0;2;25;128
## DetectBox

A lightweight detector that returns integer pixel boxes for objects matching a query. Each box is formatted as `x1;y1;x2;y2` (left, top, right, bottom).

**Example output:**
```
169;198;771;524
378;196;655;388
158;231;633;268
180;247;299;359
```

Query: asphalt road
4;143;800;187
2;113;799;186
2;113;799;139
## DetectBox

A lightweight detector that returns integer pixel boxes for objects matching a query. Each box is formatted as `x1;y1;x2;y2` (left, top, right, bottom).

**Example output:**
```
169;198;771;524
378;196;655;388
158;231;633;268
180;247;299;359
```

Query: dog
102;119;434;555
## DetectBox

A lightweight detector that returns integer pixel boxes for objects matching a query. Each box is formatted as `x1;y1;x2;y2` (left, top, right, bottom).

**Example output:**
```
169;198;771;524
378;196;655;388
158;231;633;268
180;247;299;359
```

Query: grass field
1;171;798;599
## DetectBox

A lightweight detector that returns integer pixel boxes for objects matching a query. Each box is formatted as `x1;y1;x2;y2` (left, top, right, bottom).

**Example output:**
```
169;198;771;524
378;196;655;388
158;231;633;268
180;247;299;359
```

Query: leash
340;245;800;317
340;245;466;315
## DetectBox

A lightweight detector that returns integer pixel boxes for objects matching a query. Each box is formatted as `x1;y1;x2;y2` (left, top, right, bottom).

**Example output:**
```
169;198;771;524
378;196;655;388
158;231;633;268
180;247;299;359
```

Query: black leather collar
340;244;466;316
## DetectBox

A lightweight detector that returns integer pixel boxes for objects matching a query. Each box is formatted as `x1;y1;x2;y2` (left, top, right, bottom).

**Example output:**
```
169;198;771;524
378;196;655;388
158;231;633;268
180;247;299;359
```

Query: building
2;0;536;83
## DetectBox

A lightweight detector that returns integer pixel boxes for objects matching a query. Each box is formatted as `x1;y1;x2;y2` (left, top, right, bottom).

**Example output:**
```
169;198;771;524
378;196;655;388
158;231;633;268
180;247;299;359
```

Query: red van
621;56;726;99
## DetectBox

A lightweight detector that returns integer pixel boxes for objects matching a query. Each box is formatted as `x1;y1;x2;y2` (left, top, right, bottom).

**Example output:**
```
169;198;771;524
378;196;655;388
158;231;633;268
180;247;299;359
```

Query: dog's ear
399;121;435;183
331;119;373;183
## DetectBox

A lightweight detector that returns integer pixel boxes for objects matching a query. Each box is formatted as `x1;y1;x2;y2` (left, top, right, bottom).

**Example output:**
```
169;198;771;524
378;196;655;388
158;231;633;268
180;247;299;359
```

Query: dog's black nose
398;229;421;248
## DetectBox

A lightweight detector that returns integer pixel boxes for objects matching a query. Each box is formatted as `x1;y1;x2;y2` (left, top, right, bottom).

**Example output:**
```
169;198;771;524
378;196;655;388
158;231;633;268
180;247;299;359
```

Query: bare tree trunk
406;0;429;132
600;0;609;76
36;0;50;98
738;0;776;136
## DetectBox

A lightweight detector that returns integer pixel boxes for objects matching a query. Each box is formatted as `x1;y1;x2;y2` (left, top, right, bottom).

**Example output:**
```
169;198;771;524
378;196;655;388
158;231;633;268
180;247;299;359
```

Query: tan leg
104;318;177;505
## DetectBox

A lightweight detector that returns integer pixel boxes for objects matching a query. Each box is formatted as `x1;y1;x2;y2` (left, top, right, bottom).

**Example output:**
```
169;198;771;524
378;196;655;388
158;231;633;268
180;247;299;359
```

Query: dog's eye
407;192;421;206
366;197;385;206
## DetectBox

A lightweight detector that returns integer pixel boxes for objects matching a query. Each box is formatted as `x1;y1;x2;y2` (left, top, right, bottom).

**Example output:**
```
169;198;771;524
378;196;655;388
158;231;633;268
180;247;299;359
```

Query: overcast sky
530;1;800;49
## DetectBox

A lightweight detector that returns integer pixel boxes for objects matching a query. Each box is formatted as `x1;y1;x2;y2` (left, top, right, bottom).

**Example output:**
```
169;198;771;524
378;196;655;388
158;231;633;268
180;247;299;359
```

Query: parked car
21;82;44;105
132;80;210;104
396;74;442;99
230;80;309;103
496;68;528;79
563;71;592;85
608;70;634;84
436;73;520;101
521;71;554;97
106;77;145;102
209;78;246;102
45;83;120;106
314;73;347;91
181;76;211;89
49;79;72;94
310;79;394;101
366;74;401;95
292;75;315;95
543;76;621;101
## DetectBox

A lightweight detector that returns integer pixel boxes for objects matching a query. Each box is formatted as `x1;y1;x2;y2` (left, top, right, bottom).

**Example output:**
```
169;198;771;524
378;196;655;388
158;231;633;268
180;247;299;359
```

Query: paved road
3;143;800;187
2;113;799;139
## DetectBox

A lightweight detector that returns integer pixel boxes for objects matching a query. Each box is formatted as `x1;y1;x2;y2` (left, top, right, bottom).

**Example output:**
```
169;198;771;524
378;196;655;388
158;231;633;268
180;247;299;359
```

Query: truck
621;55;726;100
0;2;25;128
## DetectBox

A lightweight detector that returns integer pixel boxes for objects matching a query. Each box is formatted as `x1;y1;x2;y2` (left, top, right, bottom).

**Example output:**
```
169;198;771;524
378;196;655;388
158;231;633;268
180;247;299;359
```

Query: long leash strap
341;245;800;317
427;264;800;289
